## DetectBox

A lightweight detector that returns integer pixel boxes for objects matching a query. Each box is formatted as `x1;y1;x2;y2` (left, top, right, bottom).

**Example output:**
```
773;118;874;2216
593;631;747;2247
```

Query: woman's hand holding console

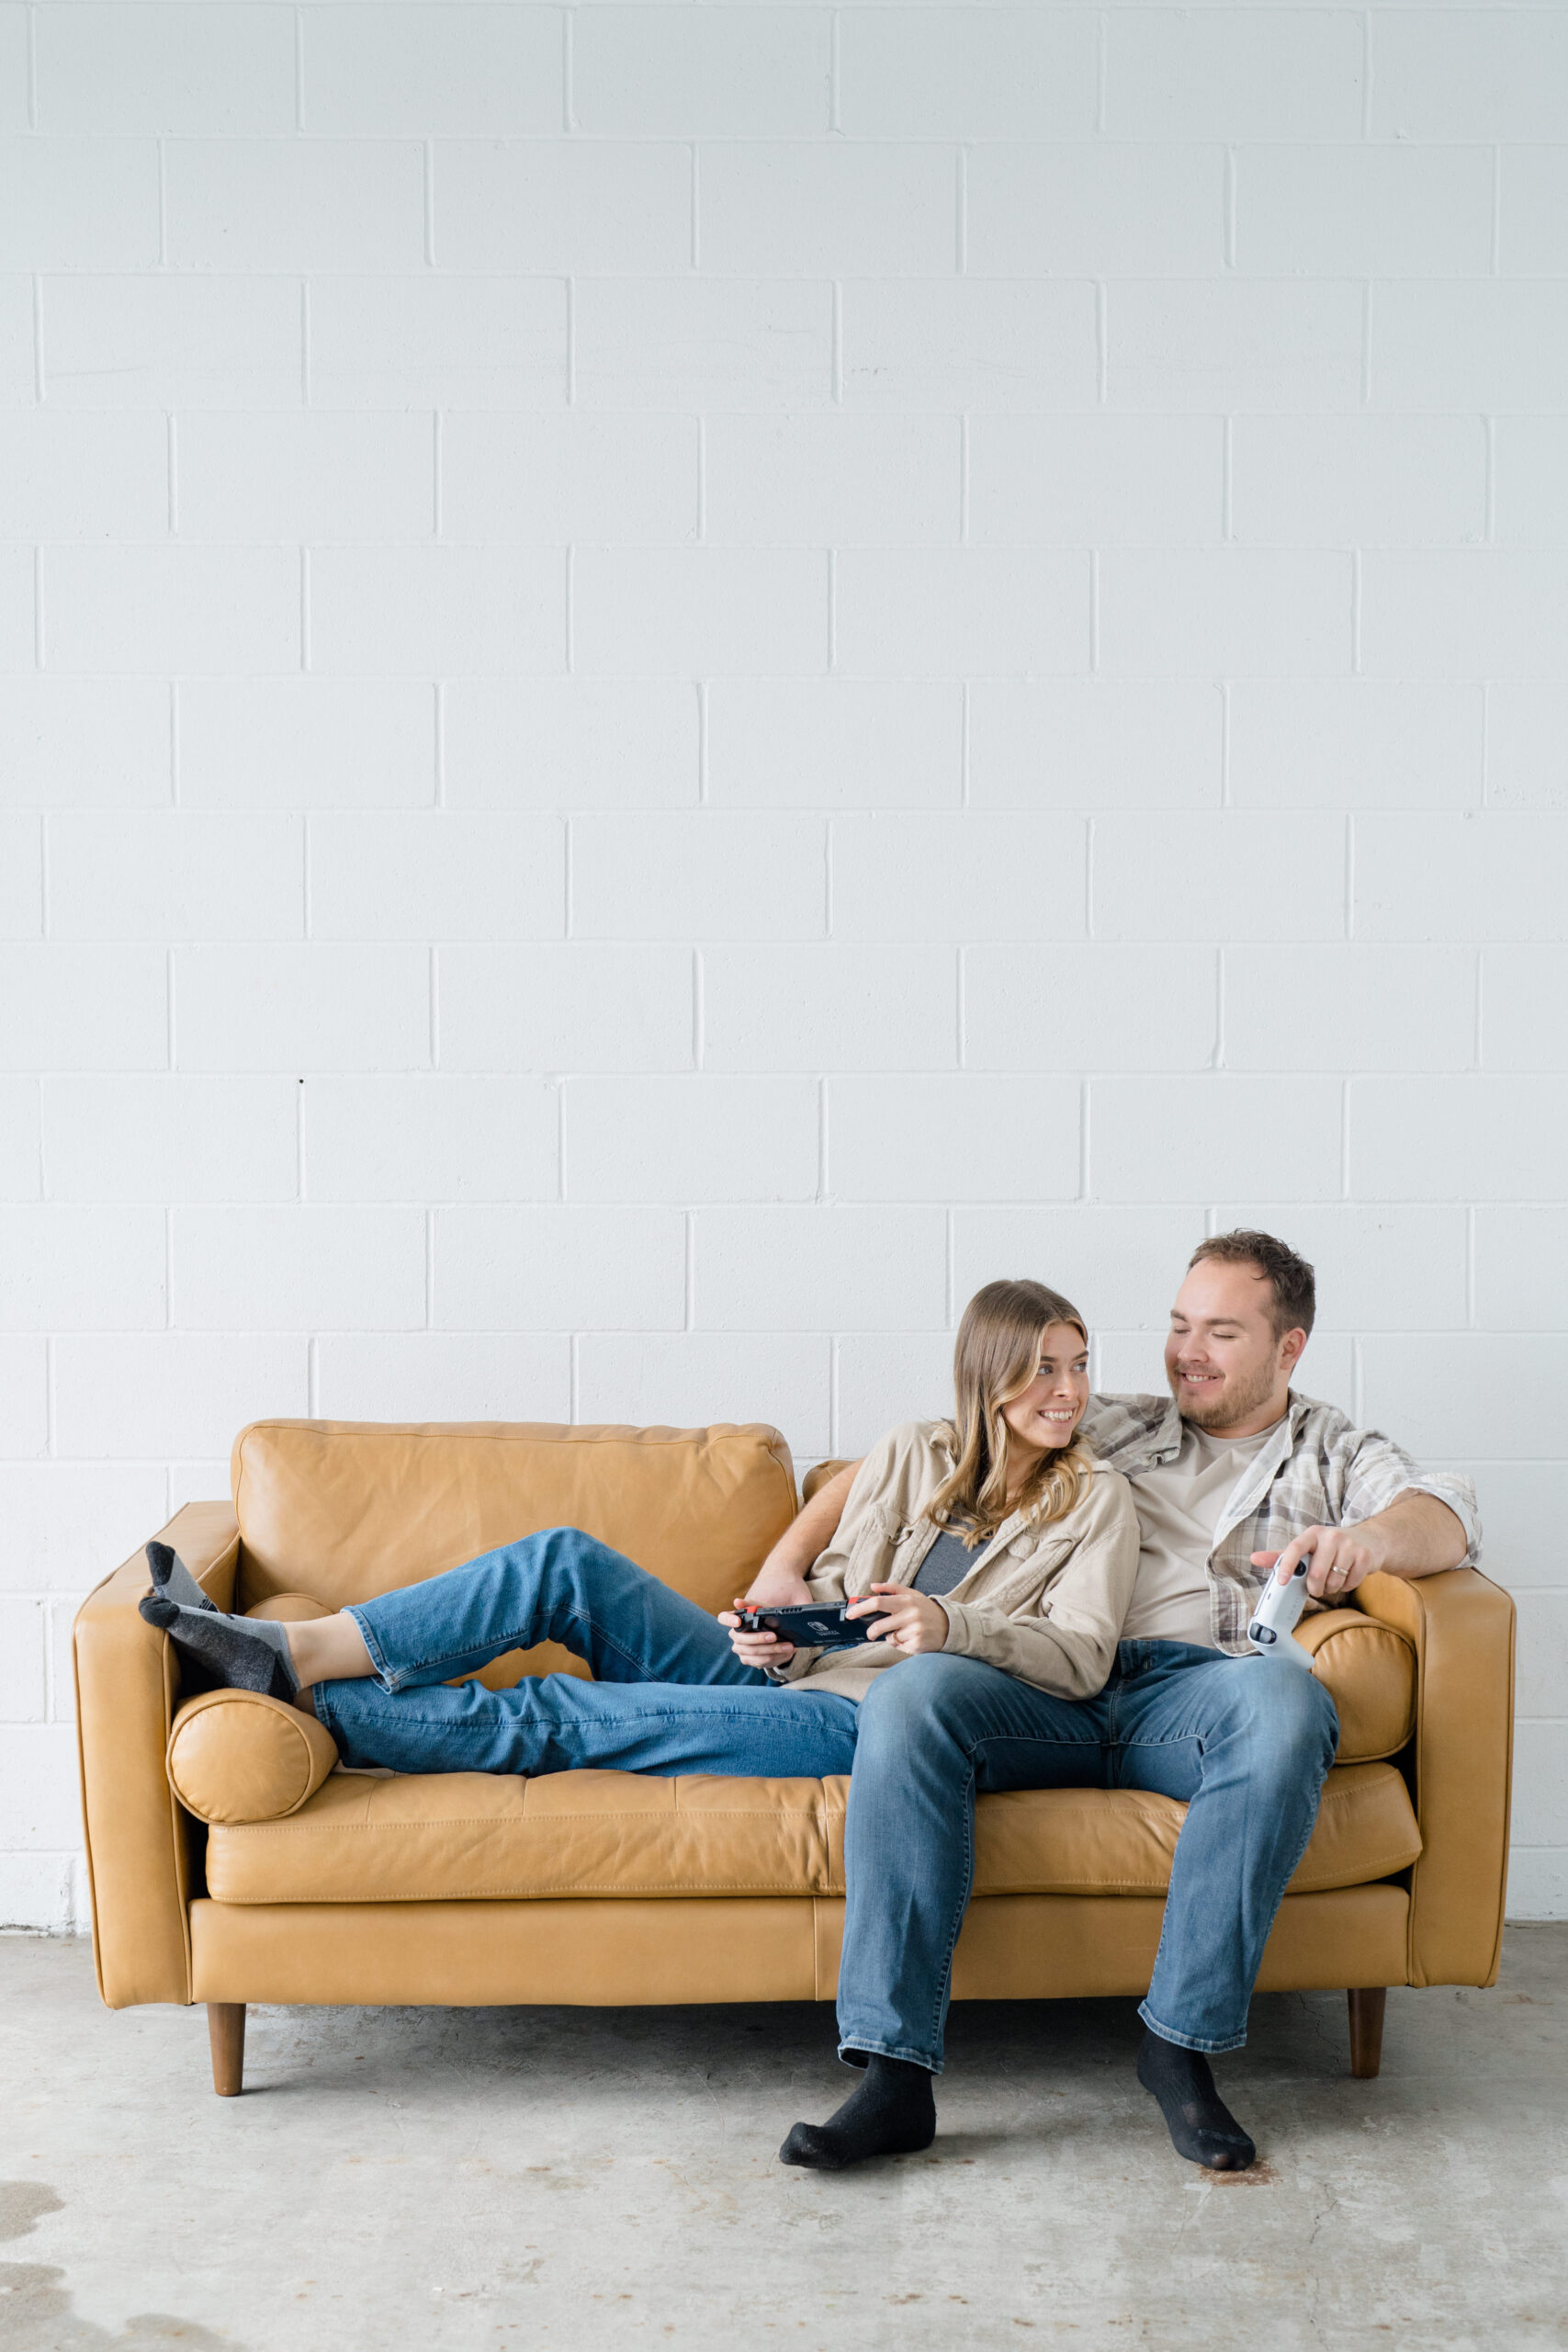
719;1581;950;1669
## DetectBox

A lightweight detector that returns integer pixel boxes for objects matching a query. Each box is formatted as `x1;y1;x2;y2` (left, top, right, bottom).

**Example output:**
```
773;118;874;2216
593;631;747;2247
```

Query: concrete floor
1;1931;1563;2352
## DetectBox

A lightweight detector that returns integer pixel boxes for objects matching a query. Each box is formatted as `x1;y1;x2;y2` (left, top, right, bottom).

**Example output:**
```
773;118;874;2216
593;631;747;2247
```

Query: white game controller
1247;1554;1314;1665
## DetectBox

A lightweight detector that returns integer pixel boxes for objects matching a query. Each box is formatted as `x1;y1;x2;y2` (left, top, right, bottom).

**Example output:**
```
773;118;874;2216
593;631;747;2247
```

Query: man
744;1230;1479;2173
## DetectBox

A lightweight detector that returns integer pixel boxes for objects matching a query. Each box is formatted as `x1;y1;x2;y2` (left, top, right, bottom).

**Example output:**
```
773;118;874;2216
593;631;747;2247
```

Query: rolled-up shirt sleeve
1340;1430;1482;1567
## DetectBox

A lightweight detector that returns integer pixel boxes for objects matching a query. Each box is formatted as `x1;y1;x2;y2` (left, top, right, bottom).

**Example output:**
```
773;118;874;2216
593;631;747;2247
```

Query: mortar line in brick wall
1489;146;1502;276
30;275;42;401
565;544;575;673
1223;150;1236;270
423;141;435;267
427;944;438;1069
693;946;705;1069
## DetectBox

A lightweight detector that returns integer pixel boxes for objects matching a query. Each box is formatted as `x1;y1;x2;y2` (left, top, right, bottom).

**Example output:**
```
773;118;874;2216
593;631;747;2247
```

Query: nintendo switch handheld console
1247;1553;1314;1665
734;1601;884;1648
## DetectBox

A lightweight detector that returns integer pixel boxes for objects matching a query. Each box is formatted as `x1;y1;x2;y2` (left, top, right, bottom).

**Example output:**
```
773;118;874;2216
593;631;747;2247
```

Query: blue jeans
838;1642;1339;2072
311;1528;859;1781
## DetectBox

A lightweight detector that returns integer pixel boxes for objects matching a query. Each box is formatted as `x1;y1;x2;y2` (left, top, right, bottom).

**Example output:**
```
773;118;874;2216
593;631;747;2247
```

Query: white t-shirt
1119;1419;1281;1649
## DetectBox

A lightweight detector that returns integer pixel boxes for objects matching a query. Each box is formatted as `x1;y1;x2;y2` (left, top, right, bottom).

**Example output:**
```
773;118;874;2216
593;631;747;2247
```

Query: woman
141;1280;1137;2156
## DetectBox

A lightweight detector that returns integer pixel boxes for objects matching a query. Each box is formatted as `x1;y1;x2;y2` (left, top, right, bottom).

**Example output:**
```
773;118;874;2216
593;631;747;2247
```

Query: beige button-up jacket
774;1419;1141;1705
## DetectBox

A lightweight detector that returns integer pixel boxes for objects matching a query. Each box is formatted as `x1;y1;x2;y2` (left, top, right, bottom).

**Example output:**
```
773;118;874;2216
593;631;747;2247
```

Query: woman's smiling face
1000;1322;1089;1461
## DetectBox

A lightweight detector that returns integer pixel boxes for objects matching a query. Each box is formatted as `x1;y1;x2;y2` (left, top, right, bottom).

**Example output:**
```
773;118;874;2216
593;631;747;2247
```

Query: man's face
1163;1259;1303;1436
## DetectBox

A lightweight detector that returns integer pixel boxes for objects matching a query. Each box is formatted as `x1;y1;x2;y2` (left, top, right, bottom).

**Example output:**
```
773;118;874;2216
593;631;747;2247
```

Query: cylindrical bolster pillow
166;1688;340;1825
1299;1609;1417;1762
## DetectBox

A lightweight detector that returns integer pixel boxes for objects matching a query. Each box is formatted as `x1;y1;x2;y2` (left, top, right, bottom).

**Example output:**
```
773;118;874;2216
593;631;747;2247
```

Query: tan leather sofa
74;1419;1516;2099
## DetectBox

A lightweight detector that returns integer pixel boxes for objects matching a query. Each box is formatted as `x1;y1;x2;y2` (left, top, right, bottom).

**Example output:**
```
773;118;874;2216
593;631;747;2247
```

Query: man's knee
1227;1660;1338;1777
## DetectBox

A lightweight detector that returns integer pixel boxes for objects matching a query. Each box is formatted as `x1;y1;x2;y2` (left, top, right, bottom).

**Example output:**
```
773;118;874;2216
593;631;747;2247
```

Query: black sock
1137;2028;1256;2171
139;1592;299;1702
145;1541;219;1614
779;2055;936;2170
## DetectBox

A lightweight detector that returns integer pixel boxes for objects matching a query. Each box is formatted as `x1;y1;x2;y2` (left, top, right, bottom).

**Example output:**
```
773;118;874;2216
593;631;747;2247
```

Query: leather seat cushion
204;1759;1420;1905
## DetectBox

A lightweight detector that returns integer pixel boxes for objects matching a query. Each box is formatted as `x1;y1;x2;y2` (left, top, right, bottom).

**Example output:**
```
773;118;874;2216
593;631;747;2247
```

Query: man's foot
145;1541;219;1614
779;2054;936;2170
1137;2029;1256;2171
139;1591;299;1702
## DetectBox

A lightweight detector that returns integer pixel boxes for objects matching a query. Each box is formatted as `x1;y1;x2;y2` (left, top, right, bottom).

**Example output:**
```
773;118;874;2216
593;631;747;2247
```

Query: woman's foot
139;1583;299;1702
1136;2029;1256;2171
779;2054;936;2170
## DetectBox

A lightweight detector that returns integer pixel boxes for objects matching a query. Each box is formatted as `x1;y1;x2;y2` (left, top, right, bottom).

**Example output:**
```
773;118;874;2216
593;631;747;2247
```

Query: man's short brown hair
1188;1230;1316;1340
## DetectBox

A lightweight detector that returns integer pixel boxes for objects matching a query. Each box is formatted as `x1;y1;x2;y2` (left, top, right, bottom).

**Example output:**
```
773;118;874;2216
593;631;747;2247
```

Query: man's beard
1168;1356;1280;1433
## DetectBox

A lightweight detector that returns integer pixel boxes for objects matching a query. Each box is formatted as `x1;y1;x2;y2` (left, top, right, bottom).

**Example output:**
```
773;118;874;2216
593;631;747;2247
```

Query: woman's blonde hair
927;1279;1095;1544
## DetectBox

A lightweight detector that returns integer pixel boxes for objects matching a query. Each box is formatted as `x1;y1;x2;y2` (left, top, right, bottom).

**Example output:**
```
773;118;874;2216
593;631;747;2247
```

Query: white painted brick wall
3;0;1563;1928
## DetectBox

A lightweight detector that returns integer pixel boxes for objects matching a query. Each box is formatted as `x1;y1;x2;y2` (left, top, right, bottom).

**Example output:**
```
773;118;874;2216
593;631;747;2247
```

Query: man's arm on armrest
1256;1487;1469;1604
744;1458;864;1605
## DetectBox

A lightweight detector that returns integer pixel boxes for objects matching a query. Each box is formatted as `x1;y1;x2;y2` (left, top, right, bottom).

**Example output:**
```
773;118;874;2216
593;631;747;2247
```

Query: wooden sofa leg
1347;1986;1386;2080
208;2002;246;2097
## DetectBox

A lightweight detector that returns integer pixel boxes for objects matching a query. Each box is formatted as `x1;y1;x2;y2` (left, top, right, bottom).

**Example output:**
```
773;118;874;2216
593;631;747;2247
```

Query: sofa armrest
1354;1566;1515;1989
73;1502;241;2009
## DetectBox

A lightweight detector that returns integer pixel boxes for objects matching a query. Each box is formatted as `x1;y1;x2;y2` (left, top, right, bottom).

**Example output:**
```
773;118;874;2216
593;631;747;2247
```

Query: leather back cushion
231;1420;799;1615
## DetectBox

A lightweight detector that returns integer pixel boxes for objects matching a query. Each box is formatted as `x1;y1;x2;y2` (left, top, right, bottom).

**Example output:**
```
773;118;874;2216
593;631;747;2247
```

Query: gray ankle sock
145;1541;218;1614
139;1593;299;1702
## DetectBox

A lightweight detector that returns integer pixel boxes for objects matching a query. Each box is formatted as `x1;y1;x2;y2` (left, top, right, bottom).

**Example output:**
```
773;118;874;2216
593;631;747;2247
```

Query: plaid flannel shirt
1077;1389;1482;1657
